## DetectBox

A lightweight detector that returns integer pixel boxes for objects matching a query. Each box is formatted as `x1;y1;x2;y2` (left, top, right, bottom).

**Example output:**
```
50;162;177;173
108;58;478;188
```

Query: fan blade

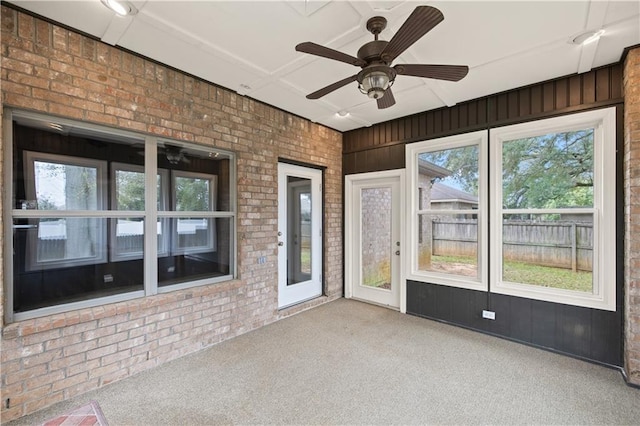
377;88;396;109
306;75;358;99
296;42;366;67
381;6;444;62
395;64;469;82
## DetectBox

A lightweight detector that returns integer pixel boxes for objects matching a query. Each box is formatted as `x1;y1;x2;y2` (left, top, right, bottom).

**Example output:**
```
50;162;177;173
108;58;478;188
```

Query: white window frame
23;151;108;270
110;163;169;261
490;107;616;311
170;170;218;255
405;130;489;291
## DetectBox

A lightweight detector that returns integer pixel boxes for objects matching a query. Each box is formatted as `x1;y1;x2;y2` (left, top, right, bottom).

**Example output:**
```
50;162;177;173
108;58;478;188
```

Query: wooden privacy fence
432;219;593;272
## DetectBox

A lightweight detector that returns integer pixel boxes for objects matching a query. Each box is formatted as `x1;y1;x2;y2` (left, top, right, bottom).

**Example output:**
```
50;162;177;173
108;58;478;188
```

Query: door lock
395;250;400;255
278;242;284;246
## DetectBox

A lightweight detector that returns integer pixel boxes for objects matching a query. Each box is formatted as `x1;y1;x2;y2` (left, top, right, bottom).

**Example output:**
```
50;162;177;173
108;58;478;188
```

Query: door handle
395;250;400;255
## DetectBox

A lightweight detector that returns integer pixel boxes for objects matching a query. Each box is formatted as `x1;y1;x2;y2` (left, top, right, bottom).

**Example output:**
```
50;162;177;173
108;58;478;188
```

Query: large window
406;131;488;291
4;110;236;321
490;108;616;310
407;108;616;310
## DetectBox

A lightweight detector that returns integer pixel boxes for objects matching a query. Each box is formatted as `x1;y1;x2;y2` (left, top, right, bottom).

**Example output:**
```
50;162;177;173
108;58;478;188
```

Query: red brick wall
0;6;343;421
624;46;640;386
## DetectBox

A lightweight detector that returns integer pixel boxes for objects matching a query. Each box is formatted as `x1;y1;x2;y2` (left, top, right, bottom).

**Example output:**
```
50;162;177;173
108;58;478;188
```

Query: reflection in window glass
175;177;211;211
31;217;103;266
11;116;236;318
32;159;100;210
159;217;232;287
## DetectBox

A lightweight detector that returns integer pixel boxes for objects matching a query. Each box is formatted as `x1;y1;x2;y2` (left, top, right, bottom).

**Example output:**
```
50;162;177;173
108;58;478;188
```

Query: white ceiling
9;1;640;132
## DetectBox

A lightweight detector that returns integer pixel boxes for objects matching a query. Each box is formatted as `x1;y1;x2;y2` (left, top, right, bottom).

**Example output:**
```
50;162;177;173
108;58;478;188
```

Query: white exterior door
277;163;322;308
345;171;404;310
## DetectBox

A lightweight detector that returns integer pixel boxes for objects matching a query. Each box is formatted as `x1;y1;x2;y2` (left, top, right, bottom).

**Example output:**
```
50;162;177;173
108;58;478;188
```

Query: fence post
571;222;577;272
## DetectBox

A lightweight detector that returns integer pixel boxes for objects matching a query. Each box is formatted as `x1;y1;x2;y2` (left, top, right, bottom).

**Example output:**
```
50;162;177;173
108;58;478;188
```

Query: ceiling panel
8;0;640;132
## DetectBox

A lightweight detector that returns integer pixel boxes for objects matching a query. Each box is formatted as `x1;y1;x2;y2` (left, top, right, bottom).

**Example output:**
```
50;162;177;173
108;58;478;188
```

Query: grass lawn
432;255;592;292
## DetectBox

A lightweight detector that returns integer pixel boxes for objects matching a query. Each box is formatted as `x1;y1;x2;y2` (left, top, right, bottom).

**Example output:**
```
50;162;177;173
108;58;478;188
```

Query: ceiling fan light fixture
358;67;396;100
101;0;137;16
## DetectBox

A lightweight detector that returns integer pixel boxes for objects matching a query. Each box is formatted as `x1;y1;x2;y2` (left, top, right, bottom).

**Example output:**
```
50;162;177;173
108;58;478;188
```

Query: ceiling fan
137;144;191;164
295;5;469;109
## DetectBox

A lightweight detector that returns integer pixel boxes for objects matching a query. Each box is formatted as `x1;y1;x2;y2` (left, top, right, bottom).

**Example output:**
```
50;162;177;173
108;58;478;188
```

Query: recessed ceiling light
101;0;138;16
337;110;350;118
572;29;605;45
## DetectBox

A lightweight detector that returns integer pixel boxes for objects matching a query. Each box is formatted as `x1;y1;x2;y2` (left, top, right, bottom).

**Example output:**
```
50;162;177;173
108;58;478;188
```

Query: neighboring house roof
418;159;451;178
431;182;478;205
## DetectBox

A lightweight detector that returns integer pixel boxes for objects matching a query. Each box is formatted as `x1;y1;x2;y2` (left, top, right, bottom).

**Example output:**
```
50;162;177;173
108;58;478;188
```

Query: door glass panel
287;177;311;286
360;187;391;290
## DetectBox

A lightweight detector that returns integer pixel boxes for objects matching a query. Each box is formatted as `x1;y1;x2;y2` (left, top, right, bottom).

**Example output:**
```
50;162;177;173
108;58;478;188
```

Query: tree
419;145;479;195
175;177;210;211
501;130;593;209
419;129;594;210
116;170;145;211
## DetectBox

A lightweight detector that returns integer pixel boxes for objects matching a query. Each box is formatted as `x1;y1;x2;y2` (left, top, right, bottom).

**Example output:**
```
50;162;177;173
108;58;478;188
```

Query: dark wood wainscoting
406;281;622;366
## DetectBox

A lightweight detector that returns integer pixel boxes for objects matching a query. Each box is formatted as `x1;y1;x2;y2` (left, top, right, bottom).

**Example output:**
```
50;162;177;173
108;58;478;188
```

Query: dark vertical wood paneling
555;78;568;110
391;120;398;142
500;94;509;121
596;67;611;102
583;71;596;104
411;116;419;139
433;110;442;134
531;299;558;348
519;88;531;117
442;109;451;133
610;63;623;99
508;296;533;342
397;117;405;141
531;85;543;115
458;103;469;129
382;121;390;144
450;106;460;131
407;281;621;366
489;294;512;336
569;75;582;106
543;82;555;112
507;91;519;121
467;102;477;127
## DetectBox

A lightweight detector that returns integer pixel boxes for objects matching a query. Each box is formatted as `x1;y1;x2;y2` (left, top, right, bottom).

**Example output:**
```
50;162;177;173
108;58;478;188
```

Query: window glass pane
502;130;594;209
502;213;593;293
33;217;104;265
418;145;479;210
115;169;145;211
361;187;391;289
418;214;478;279
33;160;99;210
175;177;211;211
114;218;144;258
13;218;142;313
159;217;232;287
175;217;215;252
